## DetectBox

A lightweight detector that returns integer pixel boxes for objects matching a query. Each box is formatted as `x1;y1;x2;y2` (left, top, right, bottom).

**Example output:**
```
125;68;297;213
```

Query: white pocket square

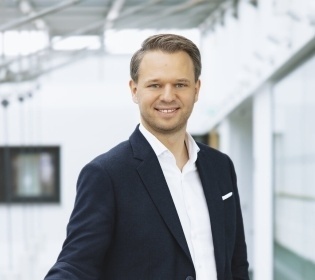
222;192;233;200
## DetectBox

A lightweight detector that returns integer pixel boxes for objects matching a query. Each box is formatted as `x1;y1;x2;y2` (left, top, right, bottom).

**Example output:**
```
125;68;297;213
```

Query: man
45;34;249;280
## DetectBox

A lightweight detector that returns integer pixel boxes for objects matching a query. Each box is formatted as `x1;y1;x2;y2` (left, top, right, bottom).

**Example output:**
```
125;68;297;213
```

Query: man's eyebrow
176;79;191;83
145;79;160;83
143;78;191;84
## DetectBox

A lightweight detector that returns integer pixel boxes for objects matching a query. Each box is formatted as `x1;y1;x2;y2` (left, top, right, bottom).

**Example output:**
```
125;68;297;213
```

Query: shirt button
186;276;194;280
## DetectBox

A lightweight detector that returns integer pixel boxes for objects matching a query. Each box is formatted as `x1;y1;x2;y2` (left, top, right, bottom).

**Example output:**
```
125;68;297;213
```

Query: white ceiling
0;0;227;34
0;0;230;84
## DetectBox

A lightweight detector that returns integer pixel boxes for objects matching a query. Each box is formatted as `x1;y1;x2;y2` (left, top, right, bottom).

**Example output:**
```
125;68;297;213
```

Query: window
0;146;60;203
273;54;315;279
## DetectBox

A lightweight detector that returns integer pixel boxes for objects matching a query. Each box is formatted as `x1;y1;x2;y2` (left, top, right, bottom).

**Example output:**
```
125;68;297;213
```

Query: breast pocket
222;192;233;201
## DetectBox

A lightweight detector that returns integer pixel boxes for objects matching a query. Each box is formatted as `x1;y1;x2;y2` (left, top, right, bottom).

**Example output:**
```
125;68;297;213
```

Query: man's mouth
156;108;178;113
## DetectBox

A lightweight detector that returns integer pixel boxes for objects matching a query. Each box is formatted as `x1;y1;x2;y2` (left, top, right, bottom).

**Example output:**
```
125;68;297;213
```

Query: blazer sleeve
227;156;250;280
44;161;116;280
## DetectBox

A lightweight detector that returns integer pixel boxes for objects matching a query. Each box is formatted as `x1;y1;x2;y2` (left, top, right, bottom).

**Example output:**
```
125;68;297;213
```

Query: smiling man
45;34;249;280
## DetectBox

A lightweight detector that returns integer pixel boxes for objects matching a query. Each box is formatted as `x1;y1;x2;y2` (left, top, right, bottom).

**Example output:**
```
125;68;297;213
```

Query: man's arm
45;162;115;280
227;156;250;280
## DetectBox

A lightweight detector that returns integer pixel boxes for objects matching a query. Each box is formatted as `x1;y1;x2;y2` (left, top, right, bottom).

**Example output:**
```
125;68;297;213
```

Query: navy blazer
45;126;249;280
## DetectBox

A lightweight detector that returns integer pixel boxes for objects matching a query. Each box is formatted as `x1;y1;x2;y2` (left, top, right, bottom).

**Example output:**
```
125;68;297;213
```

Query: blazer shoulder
88;140;133;170
196;141;235;173
197;141;230;160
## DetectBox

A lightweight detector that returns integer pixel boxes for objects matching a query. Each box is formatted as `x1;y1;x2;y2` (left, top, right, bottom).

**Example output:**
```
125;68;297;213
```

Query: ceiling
0;0;228;35
0;0;231;84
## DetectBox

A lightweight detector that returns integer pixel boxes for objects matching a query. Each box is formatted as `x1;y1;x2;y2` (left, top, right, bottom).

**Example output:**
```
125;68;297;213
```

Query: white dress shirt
139;124;217;280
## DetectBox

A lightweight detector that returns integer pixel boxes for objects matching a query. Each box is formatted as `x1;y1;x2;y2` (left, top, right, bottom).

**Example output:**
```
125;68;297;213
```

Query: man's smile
156;108;178;114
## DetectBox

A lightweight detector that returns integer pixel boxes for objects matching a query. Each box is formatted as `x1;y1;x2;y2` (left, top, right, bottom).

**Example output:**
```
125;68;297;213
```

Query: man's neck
151;129;189;171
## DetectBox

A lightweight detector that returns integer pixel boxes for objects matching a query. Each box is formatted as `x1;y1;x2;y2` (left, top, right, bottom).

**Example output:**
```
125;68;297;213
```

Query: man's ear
194;79;201;103
129;80;138;104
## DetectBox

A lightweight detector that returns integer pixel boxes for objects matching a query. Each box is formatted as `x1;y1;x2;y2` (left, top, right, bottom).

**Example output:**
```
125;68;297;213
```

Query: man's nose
160;85;175;102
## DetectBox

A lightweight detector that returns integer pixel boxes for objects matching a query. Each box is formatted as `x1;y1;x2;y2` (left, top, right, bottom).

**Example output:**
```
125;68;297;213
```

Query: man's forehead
139;50;193;68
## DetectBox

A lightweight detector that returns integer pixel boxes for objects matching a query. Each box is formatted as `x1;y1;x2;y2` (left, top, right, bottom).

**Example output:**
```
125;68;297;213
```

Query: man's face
129;50;200;136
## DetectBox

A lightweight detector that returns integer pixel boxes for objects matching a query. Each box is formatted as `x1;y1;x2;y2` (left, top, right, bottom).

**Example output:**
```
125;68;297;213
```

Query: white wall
0;54;139;280
252;84;273;280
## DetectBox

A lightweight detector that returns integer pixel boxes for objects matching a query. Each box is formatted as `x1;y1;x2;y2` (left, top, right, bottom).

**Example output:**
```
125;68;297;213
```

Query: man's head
129;34;201;137
130;34;201;83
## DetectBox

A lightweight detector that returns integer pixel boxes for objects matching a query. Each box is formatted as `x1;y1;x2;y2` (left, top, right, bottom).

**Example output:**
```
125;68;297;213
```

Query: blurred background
0;0;315;279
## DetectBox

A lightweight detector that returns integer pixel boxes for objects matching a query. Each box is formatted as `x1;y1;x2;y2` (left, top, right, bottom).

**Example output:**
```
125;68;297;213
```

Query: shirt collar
186;132;200;164
139;123;200;163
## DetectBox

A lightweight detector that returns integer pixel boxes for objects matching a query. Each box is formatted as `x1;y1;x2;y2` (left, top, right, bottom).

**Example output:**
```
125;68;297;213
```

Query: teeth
158;109;176;113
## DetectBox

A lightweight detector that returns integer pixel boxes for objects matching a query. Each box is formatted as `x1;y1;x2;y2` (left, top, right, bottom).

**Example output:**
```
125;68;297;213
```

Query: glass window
0;146;60;203
273;54;315;279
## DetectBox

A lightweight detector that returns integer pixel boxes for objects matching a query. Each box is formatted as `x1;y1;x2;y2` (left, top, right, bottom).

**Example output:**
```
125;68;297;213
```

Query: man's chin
150;124;186;135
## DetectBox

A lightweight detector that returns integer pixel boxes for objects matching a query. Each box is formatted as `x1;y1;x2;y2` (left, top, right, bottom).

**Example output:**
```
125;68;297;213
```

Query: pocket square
222;192;233;200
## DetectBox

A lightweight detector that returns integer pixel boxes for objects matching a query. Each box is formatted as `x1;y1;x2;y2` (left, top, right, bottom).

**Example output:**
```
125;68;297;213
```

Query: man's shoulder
89;140;133;168
196;141;228;159
196;142;234;174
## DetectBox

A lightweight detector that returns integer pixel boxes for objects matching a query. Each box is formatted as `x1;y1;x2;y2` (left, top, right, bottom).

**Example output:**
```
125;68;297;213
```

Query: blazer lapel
129;127;193;263
196;149;226;277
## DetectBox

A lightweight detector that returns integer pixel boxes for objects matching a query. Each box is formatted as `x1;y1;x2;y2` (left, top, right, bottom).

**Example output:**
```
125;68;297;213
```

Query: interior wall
252;84;273;280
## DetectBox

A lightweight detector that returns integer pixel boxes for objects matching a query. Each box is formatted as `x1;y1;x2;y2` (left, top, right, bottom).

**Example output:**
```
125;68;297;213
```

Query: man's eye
175;83;186;88
149;84;160;88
